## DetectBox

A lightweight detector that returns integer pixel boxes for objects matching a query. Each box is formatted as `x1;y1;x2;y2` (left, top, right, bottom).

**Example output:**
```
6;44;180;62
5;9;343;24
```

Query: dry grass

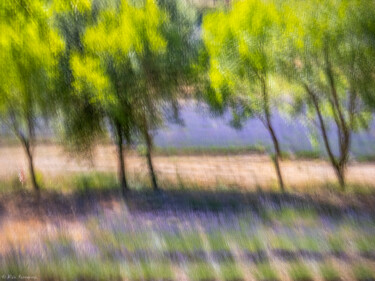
0;144;374;193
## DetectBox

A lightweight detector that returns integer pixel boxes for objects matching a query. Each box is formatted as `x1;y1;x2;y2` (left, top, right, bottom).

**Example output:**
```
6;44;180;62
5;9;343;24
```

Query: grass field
0;170;375;281
0;145;374;281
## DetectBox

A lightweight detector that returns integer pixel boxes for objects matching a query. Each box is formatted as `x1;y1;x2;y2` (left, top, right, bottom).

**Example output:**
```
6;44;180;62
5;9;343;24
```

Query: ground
0;145;374;281
0;144;374;189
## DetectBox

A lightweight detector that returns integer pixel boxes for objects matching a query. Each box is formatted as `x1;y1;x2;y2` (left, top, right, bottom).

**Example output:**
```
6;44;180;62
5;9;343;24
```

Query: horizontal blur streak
0;145;374;188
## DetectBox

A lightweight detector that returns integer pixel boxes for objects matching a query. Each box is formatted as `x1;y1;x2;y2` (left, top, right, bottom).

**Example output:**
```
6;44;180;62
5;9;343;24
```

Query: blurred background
0;0;375;280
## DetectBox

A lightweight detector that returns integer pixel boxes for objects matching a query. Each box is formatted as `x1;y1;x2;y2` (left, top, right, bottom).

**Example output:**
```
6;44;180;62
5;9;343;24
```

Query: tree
278;0;373;189
53;0;137;195
76;0;198;191
202;0;286;190
346;0;375;110
51;0;106;157
131;0;199;190
68;0;145;194
0;0;63;192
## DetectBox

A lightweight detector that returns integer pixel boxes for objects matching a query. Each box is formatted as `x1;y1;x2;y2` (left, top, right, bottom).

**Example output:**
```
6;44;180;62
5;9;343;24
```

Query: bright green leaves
202;0;282;116
84;0;167;58
0;0;63;114
52;0;91;13
70;54;114;106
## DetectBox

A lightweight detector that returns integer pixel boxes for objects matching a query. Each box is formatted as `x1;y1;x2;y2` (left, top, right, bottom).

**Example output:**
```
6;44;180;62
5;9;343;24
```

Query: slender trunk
115;122;128;196
267;120;282;159
24;142;39;192
261;77;284;191
325;51;350;190
143;119;158;190
304;84;346;189
336;165;345;190
267;122;285;191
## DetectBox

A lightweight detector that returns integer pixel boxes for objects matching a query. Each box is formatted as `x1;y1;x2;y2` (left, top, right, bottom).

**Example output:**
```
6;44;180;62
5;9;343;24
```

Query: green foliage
276;0;375;188
0;0;63;122
202;0;282;121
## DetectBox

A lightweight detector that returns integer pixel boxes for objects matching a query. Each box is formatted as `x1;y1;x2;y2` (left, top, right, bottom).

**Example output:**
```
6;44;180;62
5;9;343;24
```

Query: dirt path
0;144;374;189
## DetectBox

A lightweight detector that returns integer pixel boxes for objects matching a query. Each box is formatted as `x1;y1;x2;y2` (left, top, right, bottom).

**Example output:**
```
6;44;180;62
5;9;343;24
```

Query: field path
0;144;374;189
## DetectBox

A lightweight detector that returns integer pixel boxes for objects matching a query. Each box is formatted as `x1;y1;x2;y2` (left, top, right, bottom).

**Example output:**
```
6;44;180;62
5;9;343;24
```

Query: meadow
0;161;374;281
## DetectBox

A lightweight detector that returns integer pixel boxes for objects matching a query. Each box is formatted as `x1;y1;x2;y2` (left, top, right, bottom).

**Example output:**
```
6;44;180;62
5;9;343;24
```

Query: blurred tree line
0;0;374;194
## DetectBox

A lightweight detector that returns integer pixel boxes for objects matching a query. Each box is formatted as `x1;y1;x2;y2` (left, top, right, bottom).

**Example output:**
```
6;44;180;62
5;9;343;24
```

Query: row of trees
0;0;198;194
202;0;375;190
0;0;374;194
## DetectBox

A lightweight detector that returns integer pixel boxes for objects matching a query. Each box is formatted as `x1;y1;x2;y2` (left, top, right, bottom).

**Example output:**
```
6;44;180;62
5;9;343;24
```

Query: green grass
254;262;279;281
164;232;204;252
288;262;313;281
39;259;122;281
273;207;318;226
0;251;33;279
137;144;267;156
234;234;265;252
296;236;321;252
356;236;375;253
353;265;375;281
294;150;322;160
328;235;345;253
44;233;76;259
126;262;174;281
356;154;375;163
320;264;341;281
71;172;118;193
270;235;296;251
219;262;244;281
187;262;217;281
207;232;231;251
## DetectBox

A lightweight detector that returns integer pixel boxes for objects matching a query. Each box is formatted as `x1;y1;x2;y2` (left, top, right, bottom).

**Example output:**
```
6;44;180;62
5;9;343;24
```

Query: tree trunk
304;84;347;190
24;142;39;192
267;122;285;191
261;77;285;191
115;122;128;196
335;164;345;190
143;120;158;191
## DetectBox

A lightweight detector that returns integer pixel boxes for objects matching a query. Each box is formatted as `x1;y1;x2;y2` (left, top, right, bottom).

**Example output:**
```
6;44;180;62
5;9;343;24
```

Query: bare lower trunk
115;123;128;196
24;142;39;192
143;122;158;190
324;51;350;190
335;165;345;190
261;77;285;191
267;124;285;191
305;84;348;190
